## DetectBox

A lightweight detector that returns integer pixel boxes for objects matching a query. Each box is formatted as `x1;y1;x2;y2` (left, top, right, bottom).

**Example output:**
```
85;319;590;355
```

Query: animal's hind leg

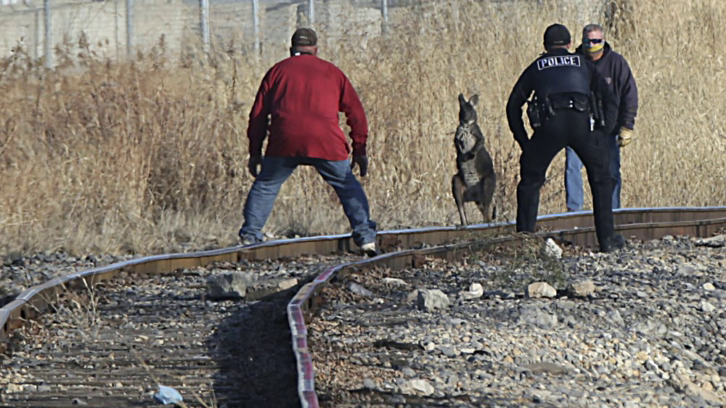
452;175;468;225
476;174;497;223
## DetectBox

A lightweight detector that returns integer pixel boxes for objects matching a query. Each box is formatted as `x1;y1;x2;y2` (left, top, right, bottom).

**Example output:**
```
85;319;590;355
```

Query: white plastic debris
461;282;484;300
154;385;184;405
544;238;563;259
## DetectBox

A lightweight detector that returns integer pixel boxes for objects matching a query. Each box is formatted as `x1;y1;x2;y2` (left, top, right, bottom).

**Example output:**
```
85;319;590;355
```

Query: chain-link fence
0;0;606;67
0;0;398;67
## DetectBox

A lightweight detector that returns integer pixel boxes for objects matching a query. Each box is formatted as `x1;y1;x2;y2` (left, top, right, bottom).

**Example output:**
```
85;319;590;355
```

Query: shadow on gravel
207;287;300;408
326;389;561;408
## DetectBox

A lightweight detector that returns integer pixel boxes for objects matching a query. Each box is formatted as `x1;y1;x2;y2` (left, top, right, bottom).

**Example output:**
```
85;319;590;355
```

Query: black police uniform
506;43;621;252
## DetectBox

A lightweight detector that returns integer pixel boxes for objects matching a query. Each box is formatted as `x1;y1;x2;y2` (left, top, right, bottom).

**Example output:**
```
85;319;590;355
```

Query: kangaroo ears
458;93;467;106
469;94;479;107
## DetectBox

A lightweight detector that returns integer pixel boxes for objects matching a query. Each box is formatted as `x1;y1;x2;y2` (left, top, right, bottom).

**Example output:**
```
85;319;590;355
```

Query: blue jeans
565;133;621;211
239;156;377;247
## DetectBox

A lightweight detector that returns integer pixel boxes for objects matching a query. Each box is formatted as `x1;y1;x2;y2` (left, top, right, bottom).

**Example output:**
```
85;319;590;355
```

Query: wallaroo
452;93;497;225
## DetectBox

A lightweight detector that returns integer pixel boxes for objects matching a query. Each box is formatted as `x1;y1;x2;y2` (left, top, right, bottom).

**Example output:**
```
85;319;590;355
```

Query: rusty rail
1;206;725;407
286;207;726;408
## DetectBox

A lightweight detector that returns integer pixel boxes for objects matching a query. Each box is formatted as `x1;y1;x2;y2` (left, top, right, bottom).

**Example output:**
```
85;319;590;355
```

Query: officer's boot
600;234;626;253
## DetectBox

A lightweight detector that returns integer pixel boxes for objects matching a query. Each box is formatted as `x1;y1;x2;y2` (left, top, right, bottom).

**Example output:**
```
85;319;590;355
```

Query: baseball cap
291;28;317;47
543;23;571;46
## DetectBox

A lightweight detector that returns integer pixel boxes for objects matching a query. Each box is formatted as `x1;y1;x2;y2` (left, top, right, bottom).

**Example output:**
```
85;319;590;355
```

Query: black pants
516;109;615;249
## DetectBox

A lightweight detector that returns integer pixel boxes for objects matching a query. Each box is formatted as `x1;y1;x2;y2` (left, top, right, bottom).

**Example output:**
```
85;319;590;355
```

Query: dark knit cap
543;23;571;46
291;28;317;47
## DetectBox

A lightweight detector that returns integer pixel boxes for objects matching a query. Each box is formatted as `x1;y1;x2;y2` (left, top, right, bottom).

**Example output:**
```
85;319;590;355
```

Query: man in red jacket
238;28;378;256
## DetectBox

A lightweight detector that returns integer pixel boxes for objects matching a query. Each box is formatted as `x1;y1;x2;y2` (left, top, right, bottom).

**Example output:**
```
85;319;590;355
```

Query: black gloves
351;154;368;177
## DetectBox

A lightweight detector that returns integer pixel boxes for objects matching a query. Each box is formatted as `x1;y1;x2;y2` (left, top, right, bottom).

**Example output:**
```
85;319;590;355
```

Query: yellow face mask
584;38;604;53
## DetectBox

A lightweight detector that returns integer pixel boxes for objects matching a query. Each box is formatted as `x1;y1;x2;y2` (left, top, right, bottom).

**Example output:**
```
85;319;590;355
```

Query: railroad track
0;207;724;407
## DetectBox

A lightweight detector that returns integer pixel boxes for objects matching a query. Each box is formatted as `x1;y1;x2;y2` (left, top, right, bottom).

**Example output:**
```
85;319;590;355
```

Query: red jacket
247;53;369;161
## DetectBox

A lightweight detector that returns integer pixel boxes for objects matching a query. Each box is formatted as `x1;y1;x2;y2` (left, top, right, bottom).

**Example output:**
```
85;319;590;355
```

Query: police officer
505;23;626;252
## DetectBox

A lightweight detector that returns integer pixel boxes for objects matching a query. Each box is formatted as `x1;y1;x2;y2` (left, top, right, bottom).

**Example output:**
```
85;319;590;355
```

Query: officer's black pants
516;109;615;249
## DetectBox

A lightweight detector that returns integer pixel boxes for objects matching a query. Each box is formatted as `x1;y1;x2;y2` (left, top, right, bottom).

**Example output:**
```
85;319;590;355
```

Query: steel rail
0;206;725;406
288;208;726;408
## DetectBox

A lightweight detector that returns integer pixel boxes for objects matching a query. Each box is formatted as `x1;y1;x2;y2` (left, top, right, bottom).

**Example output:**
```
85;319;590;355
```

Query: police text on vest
537;55;581;70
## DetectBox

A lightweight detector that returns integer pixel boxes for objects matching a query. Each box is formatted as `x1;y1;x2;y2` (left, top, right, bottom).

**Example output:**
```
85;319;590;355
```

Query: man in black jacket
565;23;639;212
506;23;626;252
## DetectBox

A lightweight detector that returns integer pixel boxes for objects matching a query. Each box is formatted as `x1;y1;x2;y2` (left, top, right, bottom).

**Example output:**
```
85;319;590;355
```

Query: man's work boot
600;234;626;253
239;231;260;246
360;241;378;257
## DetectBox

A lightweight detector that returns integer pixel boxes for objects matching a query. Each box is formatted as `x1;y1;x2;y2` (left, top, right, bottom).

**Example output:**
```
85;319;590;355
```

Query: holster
526;98;542;129
526;95;558;129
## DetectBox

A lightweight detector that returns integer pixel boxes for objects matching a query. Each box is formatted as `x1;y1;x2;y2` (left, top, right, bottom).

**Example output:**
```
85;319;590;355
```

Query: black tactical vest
532;53;590;98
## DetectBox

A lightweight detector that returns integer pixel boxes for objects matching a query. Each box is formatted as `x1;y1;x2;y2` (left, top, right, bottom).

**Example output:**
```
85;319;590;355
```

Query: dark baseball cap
291;28;317;46
543;23;571;46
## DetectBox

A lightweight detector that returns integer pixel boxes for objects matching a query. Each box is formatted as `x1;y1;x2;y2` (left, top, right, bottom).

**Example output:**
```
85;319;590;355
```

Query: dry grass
0;0;724;256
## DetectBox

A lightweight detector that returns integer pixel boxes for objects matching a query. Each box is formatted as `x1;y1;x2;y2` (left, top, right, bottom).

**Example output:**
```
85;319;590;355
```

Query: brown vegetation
1;0;724;256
